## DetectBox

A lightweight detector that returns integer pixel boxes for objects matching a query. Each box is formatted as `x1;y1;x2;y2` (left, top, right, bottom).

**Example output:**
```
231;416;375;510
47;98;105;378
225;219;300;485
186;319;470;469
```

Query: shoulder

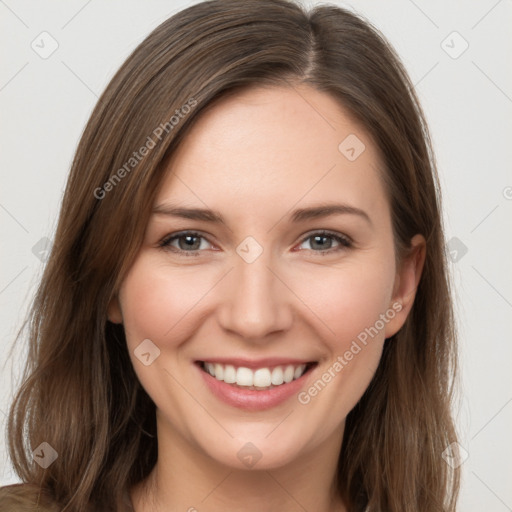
0;483;61;512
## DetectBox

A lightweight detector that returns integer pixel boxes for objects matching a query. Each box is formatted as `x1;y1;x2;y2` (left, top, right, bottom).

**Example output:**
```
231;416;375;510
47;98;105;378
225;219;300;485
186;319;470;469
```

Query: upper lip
196;358;316;369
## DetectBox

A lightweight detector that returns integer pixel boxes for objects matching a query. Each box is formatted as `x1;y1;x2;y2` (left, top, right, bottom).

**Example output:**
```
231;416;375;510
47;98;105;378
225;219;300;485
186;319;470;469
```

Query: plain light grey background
1;0;511;509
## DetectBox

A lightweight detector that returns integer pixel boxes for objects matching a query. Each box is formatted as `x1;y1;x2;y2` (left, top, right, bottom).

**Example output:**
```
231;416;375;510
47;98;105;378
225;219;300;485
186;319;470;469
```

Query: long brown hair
1;1;459;510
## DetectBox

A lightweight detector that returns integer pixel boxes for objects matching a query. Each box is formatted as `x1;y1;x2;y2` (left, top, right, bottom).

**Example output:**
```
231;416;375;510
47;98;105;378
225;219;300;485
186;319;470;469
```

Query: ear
384;234;426;338
107;294;123;324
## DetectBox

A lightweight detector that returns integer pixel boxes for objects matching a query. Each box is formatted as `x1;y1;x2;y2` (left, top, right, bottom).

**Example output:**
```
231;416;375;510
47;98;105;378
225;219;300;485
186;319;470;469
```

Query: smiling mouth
196;361;317;390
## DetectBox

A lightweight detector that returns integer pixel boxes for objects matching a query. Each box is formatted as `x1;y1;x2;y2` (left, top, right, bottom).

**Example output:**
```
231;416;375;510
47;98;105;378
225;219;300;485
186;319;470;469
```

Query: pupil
181;235;199;250
312;235;330;250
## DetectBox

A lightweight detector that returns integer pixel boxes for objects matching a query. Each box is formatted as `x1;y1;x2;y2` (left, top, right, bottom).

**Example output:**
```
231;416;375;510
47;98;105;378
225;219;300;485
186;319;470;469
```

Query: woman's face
110;84;422;471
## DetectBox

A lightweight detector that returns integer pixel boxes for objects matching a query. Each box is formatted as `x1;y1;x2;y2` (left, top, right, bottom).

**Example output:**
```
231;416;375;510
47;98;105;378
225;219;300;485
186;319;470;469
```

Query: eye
159;231;213;257
296;230;352;255
159;229;352;258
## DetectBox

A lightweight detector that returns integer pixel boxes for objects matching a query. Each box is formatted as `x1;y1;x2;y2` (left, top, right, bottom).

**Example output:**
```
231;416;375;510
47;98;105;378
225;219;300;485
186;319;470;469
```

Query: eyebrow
152;202;372;226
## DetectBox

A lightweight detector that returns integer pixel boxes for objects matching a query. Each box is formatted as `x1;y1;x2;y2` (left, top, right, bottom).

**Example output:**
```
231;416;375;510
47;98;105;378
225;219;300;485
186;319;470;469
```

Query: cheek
118;256;219;431
119;256;218;349
288;257;396;350
289;262;395;424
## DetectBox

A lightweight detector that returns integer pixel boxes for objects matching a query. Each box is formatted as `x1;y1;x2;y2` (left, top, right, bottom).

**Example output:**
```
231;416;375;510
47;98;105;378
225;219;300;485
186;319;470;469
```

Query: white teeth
253;368;272;387
236;367;253;386
223;364;236;384
202;361;309;389
214;363;224;380
294;364;306;379
271;366;284;385
283;365;295;383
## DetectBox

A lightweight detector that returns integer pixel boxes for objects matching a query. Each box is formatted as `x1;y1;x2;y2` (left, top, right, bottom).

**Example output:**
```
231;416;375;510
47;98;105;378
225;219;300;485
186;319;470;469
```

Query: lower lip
195;363;315;411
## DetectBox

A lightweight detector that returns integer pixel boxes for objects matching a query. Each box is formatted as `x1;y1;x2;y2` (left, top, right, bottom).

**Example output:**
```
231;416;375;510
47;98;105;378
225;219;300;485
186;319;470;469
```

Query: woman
0;0;460;510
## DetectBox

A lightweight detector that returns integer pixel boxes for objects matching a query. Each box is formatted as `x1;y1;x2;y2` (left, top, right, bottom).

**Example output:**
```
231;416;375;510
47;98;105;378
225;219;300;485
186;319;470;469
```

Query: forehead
156;84;389;226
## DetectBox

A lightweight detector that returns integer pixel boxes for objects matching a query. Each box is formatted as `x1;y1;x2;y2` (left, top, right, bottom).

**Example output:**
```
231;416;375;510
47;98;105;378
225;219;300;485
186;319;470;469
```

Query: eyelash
158;230;353;257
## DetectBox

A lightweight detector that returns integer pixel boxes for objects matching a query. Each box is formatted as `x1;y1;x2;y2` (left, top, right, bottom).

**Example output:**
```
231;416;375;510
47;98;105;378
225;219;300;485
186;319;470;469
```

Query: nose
217;249;293;342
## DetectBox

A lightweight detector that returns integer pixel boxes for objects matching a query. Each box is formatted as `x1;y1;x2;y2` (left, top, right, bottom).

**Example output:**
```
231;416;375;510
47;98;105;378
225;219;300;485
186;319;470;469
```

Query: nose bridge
218;241;292;340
